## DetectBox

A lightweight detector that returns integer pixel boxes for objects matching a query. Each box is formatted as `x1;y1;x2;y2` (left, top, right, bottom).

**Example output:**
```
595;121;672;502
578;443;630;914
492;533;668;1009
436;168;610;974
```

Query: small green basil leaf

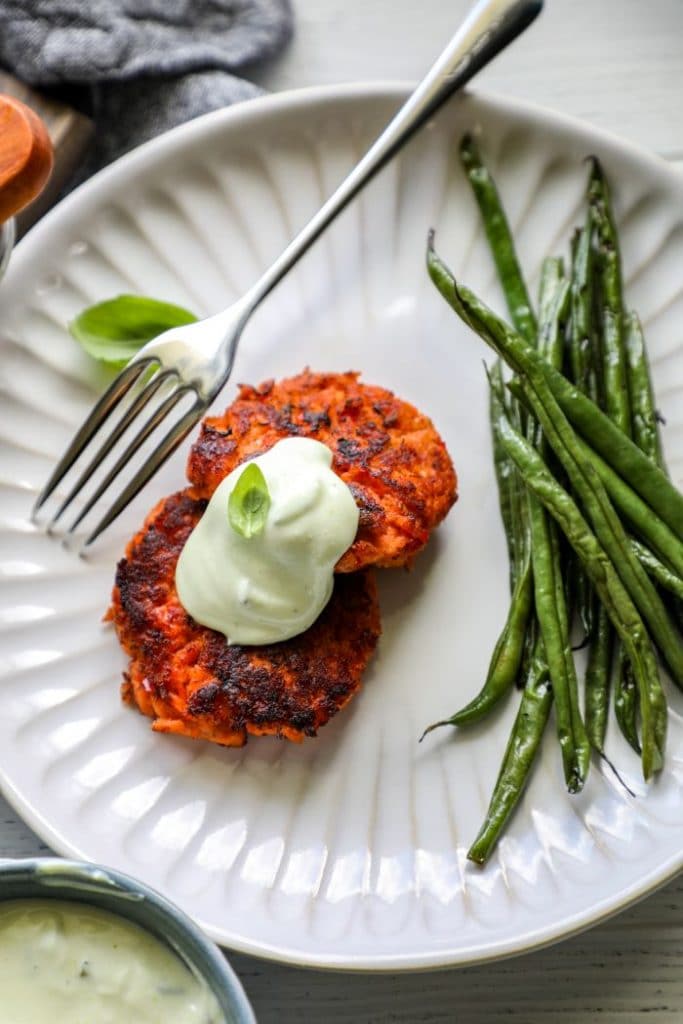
228;463;271;539
69;295;198;368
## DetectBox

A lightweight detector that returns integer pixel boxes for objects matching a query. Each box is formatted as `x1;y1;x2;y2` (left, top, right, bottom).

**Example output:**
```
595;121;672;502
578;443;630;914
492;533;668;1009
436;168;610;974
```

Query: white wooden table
5;1;683;1019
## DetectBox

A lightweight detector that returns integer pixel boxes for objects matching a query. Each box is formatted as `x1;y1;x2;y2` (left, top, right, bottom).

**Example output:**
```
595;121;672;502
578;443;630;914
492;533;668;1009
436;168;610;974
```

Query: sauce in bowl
0;899;223;1023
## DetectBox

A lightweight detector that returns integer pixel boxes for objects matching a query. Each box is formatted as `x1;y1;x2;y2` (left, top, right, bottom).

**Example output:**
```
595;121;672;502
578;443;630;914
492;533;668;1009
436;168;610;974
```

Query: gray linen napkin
0;0;292;175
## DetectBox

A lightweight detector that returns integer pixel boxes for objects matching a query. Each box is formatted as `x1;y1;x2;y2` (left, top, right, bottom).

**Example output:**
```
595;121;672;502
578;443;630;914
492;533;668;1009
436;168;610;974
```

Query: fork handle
241;0;542;316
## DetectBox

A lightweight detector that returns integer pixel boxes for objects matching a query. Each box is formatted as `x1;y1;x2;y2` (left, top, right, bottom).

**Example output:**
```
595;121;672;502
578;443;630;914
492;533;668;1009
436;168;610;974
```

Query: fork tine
66;385;193;537
82;398;205;548
32;358;157;517
47;368;175;529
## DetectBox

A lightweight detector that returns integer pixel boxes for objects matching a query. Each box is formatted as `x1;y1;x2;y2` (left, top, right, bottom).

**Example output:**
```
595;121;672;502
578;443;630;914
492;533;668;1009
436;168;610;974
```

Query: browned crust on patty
109;490;381;746
186;370;457;572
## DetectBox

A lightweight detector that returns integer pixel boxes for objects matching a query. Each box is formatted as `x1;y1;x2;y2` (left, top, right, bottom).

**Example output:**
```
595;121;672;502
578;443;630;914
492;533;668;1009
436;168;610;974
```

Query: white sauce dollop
0;899;223;1023
176;437;359;645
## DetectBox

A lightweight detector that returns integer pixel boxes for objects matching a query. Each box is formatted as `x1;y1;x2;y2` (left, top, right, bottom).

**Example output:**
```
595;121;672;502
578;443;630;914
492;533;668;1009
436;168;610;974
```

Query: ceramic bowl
0;857;256;1023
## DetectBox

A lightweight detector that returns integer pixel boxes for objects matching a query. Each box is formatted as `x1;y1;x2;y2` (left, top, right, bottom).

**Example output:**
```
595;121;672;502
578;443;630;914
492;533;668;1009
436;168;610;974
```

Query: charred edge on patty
111;490;381;746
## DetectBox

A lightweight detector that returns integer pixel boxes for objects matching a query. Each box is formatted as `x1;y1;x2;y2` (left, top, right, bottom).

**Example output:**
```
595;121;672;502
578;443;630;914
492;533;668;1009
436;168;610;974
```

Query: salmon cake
109;490;381;746
187;370;457;572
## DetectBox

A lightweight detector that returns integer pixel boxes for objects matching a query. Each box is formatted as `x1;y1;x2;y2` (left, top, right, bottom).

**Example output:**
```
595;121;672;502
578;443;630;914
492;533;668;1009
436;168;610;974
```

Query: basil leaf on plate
228;463;271;539
69;294;197;368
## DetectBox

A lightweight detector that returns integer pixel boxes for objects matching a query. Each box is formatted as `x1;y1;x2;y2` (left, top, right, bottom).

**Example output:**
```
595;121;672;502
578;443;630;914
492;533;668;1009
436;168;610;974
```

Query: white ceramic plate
2;84;683;971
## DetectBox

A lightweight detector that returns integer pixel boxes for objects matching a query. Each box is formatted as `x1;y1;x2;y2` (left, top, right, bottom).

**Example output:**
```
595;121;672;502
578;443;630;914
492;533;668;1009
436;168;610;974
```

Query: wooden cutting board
0;72;93;236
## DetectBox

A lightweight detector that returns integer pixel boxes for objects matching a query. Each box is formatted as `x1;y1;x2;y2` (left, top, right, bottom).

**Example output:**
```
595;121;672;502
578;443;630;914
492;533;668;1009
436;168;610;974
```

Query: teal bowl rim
0;857;256;1024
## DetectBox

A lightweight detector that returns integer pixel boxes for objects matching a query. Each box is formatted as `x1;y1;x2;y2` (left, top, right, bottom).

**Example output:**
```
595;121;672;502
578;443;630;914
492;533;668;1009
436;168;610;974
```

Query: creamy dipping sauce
176;438;359;645
0;899;223;1024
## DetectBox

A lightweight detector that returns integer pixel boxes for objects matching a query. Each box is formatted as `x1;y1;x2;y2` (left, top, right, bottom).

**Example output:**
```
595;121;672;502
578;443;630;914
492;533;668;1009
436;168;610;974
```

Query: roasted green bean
538;257;568;370
568;220;597;641
567;214;614;751
569;222;596;390
613;646;641;755
584;600;613;753
506;379;683;579
460;134;537;345
631;539;683;601
625;310;665;469
427;249;683;690
427;237;683;541
588;162;637;755
589;158;631;437
517;363;683;692
489;360;524;588
421;554;532;733
529;262;585;789
572;435;683;580
527;484;589;790
467;634;552;864
426;143;683;858
495;412;666;779
422;141;542;736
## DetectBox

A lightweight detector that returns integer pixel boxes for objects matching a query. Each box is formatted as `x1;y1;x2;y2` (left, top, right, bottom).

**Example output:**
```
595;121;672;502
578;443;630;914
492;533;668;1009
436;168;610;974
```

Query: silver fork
34;0;542;547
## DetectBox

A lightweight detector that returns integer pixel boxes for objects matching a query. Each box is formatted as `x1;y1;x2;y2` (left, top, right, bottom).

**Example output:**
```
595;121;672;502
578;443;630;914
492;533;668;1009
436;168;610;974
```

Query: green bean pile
423;134;683;865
